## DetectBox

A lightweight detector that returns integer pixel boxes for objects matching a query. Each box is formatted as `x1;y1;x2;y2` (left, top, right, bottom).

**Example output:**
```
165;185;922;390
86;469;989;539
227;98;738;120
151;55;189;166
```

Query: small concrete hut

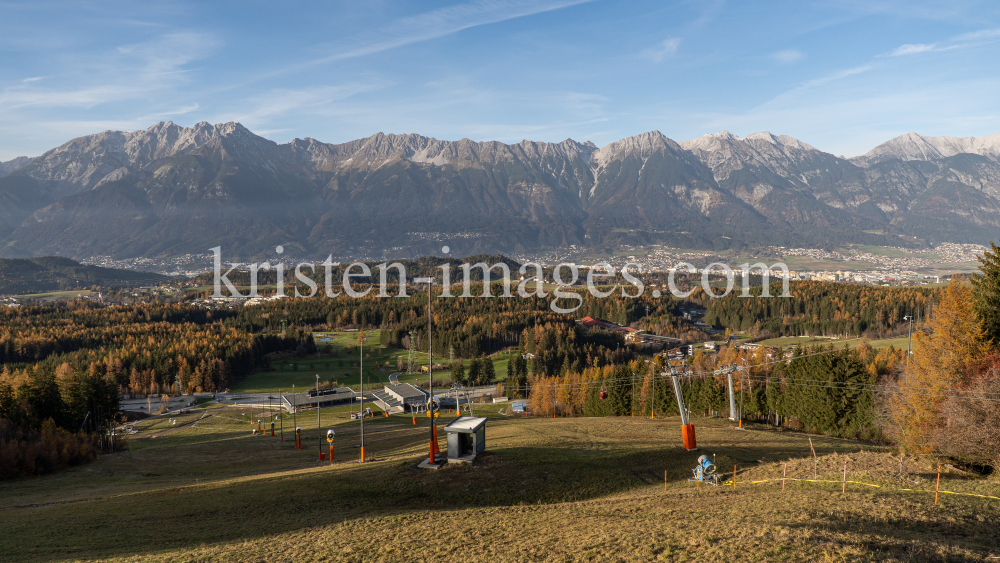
443;416;487;463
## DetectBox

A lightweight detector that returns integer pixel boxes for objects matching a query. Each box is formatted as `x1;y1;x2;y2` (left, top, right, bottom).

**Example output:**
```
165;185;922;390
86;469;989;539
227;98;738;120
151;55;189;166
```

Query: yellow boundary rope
717;476;1000;501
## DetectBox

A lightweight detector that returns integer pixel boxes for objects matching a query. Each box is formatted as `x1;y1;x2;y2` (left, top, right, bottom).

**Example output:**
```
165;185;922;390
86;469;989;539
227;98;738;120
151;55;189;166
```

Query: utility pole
360;332;365;462
727;365;737;421
651;363;655;418
904;315;914;365
317;374;321;461
739;360;746;429
427;279;436;463
408;330;416;373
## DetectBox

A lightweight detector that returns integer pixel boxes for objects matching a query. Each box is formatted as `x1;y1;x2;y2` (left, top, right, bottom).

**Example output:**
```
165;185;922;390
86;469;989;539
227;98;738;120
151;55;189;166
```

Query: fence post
935;465;941;505
782;463;786;492
842;462;847;494
734;465;737;489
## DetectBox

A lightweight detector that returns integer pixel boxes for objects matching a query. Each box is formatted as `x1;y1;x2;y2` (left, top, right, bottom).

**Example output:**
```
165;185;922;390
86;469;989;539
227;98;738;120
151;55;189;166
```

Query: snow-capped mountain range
1;123;998;259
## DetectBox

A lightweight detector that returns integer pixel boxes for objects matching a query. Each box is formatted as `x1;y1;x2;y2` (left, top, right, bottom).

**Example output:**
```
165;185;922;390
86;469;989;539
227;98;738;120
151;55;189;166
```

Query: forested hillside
0;302;313;431
704;281;938;338
0;256;170;295
233;288;673;365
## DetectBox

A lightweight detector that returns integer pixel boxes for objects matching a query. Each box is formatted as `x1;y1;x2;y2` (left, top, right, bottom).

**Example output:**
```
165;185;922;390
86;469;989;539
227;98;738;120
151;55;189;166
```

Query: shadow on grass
0;440;788;562
784;509;1000;561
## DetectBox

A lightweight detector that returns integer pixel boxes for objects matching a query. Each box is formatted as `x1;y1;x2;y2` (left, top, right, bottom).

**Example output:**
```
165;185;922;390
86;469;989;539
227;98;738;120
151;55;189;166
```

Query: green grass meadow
231;331;512;393
756;335;914;353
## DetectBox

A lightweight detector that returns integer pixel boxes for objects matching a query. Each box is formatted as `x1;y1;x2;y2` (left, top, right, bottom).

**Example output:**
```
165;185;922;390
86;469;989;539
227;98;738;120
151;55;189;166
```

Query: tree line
0;302;314;457
704;281;938;339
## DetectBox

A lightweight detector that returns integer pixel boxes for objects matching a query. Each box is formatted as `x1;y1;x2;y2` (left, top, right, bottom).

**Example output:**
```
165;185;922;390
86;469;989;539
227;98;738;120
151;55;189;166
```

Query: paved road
388;371;402;384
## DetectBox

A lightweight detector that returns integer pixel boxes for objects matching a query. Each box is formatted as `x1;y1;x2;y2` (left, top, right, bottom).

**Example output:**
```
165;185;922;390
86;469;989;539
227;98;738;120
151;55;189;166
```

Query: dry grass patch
1;412;997;562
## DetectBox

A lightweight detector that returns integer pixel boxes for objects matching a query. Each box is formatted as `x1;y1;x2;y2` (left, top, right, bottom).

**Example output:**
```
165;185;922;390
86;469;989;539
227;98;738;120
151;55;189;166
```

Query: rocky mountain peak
0;156;34;178
853;130;1000;166
590;130;677;168
680;130;817;154
7;121;1000;261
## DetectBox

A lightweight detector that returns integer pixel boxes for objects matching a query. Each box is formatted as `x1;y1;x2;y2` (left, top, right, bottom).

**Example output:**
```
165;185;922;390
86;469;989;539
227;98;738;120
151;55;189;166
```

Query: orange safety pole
651;410;655;420
360;446;365;463
782;463;787;492
935;465;941;505
412;414;416;425
329;443;334;463
842;462;848;494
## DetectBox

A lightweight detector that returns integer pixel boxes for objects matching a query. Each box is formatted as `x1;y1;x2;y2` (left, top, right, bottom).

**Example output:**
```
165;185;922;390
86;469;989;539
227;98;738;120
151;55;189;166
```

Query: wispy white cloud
212;81;395;128
952;28;1000;41
318;0;595;64
0;32;216;111
21;76;45;83
802;65;873;88
888;43;937;56
643;38;681;62
885;27;1000;57
772;49;805;64
233;0;598;89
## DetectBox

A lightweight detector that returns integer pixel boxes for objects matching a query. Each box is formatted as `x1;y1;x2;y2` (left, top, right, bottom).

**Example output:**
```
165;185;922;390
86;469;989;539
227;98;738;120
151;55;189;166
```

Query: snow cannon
691;455;719;485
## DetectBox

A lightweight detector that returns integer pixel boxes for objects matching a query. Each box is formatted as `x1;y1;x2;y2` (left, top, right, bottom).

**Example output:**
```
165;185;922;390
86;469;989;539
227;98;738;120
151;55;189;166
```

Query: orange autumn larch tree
888;276;988;453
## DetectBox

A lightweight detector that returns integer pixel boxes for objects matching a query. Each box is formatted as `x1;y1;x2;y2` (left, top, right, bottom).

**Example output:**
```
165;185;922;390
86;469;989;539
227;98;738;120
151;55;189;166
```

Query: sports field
231;330;512;393
2;404;997;562
757;335;914;352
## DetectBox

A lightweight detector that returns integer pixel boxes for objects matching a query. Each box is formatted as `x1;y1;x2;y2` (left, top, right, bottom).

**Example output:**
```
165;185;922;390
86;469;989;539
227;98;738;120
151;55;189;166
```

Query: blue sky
2;0;999;160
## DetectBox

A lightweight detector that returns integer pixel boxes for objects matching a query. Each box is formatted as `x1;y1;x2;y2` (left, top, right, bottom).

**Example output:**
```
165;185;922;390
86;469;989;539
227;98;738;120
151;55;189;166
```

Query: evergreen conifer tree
450;361;466;385
608;364;631;415
467;359;482;387
971;241;1000;345
481;357;496;386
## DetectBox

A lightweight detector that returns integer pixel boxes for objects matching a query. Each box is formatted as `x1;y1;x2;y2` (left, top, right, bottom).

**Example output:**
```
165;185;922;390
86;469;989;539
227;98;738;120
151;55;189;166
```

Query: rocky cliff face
1;122;998;259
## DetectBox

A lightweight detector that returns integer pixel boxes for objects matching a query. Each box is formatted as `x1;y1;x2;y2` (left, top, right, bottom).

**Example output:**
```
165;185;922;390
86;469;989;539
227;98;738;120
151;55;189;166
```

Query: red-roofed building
579;316;616;330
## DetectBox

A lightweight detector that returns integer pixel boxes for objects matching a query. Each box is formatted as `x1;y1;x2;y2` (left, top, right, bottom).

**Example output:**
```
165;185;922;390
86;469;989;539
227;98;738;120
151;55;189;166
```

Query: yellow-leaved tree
888;276;988;452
